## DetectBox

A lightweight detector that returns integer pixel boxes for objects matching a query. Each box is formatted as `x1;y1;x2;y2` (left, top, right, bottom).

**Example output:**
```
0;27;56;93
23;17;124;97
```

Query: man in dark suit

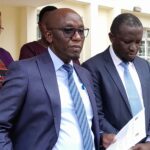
0;8;100;150
82;13;150;149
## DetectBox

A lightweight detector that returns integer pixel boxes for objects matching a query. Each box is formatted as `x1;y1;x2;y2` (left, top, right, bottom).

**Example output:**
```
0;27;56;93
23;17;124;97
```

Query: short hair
38;6;57;23
110;13;143;35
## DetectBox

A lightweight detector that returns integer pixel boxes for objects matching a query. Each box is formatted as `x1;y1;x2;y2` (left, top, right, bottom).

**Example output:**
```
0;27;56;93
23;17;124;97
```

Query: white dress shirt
48;48;95;150
109;45;144;109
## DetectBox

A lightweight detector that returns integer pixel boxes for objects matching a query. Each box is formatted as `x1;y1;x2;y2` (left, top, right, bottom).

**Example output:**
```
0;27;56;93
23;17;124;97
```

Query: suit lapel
133;58;147;109
103;49;132;115
36;52;61;136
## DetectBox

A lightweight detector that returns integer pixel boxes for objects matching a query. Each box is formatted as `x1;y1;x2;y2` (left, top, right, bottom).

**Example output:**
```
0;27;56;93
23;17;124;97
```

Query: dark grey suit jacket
82;47;150;140
0;52;100;150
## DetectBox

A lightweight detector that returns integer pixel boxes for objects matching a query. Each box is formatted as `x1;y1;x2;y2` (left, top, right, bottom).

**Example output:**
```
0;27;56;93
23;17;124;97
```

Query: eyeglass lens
62;28;89;38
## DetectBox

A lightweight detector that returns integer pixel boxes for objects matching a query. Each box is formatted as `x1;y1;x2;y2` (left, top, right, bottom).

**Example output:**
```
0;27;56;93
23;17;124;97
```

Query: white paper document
107;109;146;150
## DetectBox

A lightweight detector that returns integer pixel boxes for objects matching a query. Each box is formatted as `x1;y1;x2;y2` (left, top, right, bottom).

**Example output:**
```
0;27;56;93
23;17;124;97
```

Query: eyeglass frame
48;27;89;39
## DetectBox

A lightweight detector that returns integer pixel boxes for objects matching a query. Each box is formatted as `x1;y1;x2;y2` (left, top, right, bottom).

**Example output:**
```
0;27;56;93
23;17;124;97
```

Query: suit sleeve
145;61;150;138
0;62;28;150
82;62;118;134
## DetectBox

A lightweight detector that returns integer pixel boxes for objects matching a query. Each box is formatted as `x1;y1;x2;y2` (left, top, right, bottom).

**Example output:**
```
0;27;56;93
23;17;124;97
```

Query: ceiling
0;0;63;7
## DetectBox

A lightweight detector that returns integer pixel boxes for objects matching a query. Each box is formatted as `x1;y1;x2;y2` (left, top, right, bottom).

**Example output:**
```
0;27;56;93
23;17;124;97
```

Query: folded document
107;109;146;150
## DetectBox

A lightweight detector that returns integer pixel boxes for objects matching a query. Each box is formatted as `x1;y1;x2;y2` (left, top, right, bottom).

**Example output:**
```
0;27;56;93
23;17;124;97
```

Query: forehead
55;12;84;27
117;24;143;38
119;24;142;33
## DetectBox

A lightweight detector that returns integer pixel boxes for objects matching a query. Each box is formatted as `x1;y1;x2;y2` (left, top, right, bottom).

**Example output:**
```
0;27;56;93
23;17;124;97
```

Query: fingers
131;143;150;150
102;133;116;148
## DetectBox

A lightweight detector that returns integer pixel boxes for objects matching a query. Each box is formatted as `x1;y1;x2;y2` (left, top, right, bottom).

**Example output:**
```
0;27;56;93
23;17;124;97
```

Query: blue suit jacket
0;52;100;150
82;47;150;139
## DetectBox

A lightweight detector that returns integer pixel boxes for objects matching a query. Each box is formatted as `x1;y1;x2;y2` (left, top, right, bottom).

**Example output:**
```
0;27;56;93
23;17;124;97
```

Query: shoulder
74;63;90;73
18;52;49;68
0;48;10;55
22;41;37;46
134;56;150;66
9;57;36;70
133;56;150;74
12;51;45;72
19;41;40;59
0;48;13;66
74;63;92;79
82;50;108;72
5;53;50;88
83;48;109;64
21;41;38;49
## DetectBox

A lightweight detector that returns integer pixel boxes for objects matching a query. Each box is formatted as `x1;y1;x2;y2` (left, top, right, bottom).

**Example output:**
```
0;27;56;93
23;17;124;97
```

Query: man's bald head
44;8;86;63
45;8;83;29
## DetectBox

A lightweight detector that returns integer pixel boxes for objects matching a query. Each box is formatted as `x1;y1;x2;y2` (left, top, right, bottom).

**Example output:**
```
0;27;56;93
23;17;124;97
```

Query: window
36;11;41;40
139;28;150;62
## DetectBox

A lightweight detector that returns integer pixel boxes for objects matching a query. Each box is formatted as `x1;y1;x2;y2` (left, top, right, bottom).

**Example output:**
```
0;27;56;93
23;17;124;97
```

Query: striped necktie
120;62;142;116
63;64;93;150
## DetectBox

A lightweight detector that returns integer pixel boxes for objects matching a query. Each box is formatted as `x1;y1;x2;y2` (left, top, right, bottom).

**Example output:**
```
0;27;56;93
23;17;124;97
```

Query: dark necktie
63;64;93;150
120;62;142;116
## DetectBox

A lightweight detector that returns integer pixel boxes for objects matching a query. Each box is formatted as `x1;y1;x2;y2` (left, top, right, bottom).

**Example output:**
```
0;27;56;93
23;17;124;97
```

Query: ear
108;32;115;43
44;30;53;43
38;22;46;33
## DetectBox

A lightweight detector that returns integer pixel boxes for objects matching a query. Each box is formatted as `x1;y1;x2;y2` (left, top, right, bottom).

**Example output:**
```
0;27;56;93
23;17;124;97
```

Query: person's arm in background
0;48;14;88
0;48;13;67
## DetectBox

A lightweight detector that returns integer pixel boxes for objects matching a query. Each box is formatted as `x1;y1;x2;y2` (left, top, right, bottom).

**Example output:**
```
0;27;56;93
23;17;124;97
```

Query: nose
129;43;138;51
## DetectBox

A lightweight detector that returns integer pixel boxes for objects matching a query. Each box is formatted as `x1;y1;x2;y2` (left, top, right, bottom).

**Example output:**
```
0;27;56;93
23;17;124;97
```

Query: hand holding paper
107;109;146;150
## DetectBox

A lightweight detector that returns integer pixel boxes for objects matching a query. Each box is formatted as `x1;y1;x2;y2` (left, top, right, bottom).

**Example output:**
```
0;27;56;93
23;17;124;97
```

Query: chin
122;57;134;62
128;57;135;62
71;54;80;60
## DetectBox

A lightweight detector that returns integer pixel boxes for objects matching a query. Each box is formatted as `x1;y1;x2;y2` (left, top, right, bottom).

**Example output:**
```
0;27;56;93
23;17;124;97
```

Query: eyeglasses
49;27;89;38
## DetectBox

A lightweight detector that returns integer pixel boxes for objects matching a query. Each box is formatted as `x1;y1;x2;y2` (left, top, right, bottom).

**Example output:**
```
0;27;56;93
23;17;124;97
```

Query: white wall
0;5;20;60
0;5;37;60
19;6;37;59
1;0;150;61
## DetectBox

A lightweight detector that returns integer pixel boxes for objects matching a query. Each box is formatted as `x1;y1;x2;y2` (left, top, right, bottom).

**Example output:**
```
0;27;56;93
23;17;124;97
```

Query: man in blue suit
0;8;100;150
82;13;150;149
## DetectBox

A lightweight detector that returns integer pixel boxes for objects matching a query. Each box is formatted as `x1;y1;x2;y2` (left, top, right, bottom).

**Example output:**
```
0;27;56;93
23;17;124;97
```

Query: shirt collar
109;45;122;67
48;47;73;72
109;45;133;67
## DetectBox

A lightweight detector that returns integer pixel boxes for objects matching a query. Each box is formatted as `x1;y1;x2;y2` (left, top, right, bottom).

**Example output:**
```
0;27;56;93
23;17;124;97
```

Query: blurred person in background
19;6;57;59
0;11;13;88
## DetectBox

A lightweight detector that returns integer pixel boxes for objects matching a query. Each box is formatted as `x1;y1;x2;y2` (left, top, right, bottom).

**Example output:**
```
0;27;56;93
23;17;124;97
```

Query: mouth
69;45;82;51
128;50;137;56
129;53;136;57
